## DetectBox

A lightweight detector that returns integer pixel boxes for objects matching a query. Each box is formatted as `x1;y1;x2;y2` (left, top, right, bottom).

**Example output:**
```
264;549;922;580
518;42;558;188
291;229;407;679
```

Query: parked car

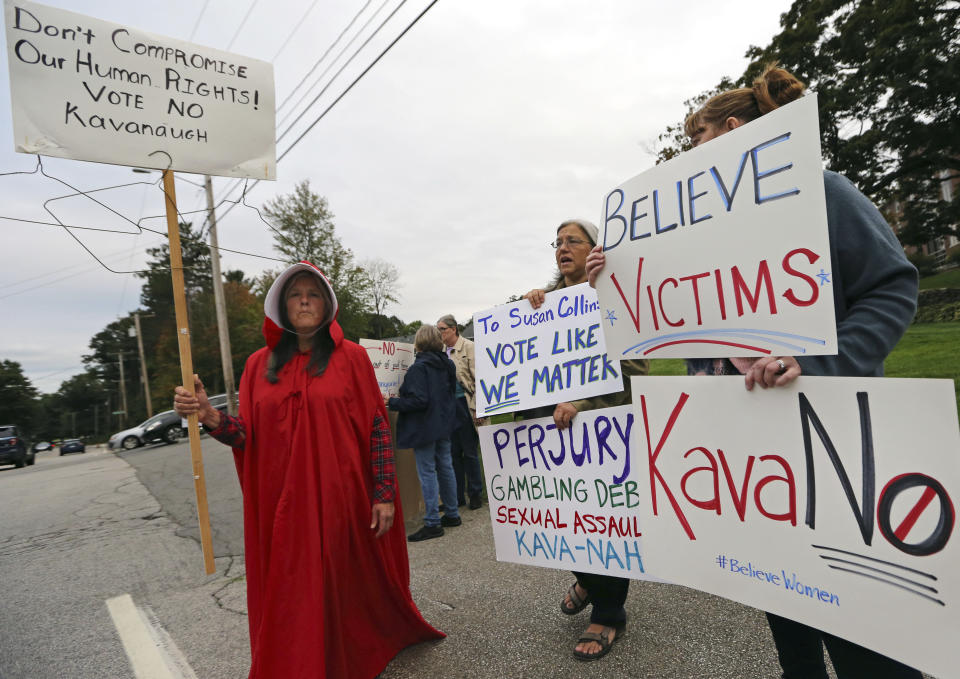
0;425;35;468
107;394;237;451
32;441;54;453
59;439;86;455
108;410;183;450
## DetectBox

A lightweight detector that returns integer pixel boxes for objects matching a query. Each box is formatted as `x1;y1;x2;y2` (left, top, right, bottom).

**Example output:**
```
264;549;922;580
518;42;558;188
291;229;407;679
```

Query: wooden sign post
162;170;215;575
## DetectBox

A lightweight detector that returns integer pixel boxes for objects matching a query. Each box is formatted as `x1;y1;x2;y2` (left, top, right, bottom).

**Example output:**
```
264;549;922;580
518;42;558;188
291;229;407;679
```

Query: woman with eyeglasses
522;218;650;661
586;65;919;679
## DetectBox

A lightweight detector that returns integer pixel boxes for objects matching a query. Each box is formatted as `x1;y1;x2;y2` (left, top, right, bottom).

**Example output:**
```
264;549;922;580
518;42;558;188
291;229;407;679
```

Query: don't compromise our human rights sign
628;376;960;679
594;94;837;362
473;283;623;417
4;0;276;178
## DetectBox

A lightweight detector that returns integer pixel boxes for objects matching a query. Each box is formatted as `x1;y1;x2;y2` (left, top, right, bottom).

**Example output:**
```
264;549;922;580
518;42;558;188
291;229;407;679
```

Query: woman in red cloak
174;261;443;678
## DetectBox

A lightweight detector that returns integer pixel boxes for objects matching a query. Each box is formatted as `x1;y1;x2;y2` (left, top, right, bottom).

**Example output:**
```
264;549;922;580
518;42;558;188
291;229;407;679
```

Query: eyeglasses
437;325;451;332
550;237;589;249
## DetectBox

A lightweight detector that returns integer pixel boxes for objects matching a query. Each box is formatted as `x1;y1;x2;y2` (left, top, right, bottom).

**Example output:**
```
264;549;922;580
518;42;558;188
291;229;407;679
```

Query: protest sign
630;376;960;678
594;95;836;360
359;338;415;398
478;406;656;580
473;283;623;417
4;0;276;178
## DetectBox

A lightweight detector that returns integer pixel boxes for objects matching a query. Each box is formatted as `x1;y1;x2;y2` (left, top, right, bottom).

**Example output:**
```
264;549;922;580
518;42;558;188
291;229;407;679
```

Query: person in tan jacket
436;314;485;509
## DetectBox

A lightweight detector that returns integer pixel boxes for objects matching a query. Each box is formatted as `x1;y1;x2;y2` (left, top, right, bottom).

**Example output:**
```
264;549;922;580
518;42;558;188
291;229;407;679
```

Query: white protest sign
473;283;623;417
630;376;960;678
479;406;656;580
4;0;276;178
359;338;415;398
595;95;836;360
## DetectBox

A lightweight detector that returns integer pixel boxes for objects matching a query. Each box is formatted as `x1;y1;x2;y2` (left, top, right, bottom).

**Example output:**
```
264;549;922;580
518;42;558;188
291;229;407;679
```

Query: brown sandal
559;582;590;615
572;621;626;661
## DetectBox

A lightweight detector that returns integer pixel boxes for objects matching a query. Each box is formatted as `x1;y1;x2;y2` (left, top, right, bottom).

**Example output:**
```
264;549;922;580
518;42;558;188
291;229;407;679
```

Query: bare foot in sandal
560;582;590;615
573;622;625;661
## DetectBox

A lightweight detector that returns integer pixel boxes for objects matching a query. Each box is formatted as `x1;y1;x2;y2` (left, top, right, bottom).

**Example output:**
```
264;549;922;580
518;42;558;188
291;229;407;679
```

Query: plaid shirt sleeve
370;412;396;503
206;413;246;449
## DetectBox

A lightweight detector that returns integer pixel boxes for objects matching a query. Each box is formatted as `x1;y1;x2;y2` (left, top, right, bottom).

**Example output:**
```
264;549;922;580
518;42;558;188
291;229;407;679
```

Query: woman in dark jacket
387;324;461;542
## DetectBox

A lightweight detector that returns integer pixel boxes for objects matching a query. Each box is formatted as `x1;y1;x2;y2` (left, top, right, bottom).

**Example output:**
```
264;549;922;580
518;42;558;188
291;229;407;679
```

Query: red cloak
234;319;443;678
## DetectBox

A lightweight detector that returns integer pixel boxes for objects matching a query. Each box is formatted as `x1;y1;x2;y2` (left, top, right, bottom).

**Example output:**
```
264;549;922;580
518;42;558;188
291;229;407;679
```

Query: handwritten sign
3;0;276;178
595;95;836;360
473;283;623;417
359;338;415;398
478;406;656;580
630;376;960;678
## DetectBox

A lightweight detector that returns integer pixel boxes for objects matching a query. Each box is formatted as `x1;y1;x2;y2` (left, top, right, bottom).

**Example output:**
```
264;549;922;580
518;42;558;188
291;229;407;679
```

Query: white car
108;395;236;451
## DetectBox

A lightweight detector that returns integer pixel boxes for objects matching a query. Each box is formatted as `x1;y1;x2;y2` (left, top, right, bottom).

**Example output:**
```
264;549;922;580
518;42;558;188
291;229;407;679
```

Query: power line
276;0;392;131
280;0;440;161
212;0;382;208
188;0;212;41
215;0;441;224
226;0;260;51
270;0;322;61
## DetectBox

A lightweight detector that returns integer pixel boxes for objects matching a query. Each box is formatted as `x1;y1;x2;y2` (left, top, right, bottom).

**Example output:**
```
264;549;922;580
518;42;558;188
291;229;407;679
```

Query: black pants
573;571;629;626
450;397;483;503
766;613;922;679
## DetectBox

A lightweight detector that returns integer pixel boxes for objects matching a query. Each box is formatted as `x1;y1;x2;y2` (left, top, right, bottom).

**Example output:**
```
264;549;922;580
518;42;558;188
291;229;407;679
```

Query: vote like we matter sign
473;284;623;417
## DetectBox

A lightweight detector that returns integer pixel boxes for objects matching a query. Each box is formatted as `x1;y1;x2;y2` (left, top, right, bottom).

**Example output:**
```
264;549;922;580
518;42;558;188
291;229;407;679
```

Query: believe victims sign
594;95;837;361
3;0;276;178
631;376;960;679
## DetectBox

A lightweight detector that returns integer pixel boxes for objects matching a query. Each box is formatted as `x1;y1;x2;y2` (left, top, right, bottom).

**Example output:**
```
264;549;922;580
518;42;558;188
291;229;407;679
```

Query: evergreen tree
262;180;372;339
655;0;959;247
0;360;39;430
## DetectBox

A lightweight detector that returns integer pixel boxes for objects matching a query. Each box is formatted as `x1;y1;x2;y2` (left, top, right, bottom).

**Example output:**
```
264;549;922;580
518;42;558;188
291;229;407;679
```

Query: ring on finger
775;359;787;375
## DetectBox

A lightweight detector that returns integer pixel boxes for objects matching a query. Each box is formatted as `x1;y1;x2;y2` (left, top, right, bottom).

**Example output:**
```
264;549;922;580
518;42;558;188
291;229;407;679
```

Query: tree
262;180;372;339
653;78;736;165
83;317;142;426
136;220;212;313
52;371;110;439
655;0;960;246
361;258;401;338
0;360;39;430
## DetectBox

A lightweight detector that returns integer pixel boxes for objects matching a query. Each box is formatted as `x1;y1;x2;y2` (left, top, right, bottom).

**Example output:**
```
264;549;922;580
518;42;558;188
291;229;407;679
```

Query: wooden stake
162;169;216;575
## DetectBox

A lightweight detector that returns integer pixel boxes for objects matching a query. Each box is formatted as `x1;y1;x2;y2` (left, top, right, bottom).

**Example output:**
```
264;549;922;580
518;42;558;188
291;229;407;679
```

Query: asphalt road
0;439;896;678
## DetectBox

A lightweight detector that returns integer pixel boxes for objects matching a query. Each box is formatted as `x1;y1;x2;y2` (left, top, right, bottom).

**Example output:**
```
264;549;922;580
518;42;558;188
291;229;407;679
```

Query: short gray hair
558;218;598;246
436;314;459;335
415;324;444;352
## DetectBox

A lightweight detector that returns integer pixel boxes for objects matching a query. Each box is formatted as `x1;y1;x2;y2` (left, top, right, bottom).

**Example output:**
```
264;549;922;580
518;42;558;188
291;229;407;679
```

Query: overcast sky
0;0;793;394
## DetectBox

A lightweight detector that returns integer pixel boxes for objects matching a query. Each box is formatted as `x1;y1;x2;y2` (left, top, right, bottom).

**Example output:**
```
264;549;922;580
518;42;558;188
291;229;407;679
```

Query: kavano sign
3;0;276;178
631;376;960;678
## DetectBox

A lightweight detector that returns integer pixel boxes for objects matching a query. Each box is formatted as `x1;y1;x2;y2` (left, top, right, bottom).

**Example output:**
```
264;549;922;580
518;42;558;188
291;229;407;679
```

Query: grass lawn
918;267;960;290
885;321;960;418
489;324;959;422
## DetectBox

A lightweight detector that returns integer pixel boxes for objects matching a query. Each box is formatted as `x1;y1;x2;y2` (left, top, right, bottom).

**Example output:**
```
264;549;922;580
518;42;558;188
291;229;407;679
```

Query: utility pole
117;352;128;426
132;312;154;417
205;175;238;416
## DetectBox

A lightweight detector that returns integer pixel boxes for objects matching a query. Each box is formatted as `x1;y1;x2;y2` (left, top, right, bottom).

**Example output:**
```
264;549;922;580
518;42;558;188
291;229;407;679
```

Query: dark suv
0;425;35;468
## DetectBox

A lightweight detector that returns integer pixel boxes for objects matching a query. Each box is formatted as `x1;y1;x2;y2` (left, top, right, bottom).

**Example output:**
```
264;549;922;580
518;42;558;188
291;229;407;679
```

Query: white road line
105;594;195;679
